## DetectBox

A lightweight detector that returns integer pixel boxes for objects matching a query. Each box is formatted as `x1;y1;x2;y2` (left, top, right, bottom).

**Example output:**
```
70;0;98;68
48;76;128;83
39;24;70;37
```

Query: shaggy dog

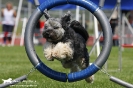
42;12;94;83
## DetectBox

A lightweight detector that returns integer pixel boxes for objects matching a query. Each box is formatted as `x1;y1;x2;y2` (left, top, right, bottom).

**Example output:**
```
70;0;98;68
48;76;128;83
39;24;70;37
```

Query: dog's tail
70;20;89;42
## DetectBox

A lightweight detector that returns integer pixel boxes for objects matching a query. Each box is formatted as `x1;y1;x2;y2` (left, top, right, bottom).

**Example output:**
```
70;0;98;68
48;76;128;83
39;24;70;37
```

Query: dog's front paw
52;42;73;60
43;42;54;61
44;49;54;61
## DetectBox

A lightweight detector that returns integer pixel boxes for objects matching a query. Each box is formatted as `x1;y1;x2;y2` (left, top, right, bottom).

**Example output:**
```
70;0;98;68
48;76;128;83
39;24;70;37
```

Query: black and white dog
42;12;94;83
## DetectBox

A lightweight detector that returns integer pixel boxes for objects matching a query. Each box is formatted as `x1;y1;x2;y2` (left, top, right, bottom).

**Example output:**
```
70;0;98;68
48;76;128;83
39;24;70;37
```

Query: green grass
0;46;133;88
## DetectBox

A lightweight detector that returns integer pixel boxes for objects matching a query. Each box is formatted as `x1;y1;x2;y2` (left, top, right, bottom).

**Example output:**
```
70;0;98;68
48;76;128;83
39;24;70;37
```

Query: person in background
110;10;118;35
1;2;16;46
110;10;118;46
128;11;133;27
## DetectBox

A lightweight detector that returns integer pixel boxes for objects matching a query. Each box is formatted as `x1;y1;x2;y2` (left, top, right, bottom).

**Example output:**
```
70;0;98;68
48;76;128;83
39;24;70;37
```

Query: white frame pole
122;14;125;50
117;0;122;71
34;0;40;6
99;0;105;8
0;0;2;22
28;1;32;18
94;16;100;56
124;16;133;35
76;6;80;21
11;0;23;46
20;18;27;46
82;10;85;28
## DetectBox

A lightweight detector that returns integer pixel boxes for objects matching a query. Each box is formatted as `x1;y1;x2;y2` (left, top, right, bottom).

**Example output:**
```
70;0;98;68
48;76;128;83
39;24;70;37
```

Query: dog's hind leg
84;49;94;83
77;48;94;83
77;58;94;83
85;63;95;83
85;75;94;83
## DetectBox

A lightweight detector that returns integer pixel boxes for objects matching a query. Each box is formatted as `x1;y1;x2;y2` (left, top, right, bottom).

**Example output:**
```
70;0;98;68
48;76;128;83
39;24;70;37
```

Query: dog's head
42;11;71;42
42;18;65;42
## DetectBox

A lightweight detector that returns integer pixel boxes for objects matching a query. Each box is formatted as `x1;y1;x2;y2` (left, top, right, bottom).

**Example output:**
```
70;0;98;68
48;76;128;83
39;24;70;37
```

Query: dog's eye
54;27;59;29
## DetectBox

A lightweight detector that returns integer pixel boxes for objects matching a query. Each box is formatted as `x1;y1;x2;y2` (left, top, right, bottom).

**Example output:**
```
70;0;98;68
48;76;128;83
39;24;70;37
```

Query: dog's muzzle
43;30;56;39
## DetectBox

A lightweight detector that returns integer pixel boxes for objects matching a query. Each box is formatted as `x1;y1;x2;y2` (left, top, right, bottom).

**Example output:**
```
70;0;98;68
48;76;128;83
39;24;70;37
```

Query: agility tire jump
24;0;112;82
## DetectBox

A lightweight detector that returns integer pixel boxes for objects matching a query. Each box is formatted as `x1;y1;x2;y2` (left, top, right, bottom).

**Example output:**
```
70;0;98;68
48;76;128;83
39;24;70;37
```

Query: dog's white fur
52;42;73;60
44;42;73;61
43;42;54;61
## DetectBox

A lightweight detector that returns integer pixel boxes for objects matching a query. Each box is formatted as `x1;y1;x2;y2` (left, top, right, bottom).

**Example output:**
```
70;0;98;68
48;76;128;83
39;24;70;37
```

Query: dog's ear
61;11;71;29
61;11;71;22
44;9;50;20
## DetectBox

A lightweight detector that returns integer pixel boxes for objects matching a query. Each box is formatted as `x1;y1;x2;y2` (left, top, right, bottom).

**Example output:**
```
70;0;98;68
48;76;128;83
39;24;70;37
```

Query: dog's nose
45;31;50;35
46;31;54;37
43;30;54;38
42;31;49;38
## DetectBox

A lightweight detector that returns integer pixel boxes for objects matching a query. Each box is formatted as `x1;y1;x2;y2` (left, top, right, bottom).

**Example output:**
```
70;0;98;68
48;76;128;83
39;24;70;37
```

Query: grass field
0;46;133;88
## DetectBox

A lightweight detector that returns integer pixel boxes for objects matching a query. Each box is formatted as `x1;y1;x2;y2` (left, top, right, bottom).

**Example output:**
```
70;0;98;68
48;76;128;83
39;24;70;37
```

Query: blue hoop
25;0;112;82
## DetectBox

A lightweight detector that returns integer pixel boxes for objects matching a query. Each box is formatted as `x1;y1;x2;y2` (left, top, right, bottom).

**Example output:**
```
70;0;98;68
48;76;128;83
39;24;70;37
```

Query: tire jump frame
24;0;112;82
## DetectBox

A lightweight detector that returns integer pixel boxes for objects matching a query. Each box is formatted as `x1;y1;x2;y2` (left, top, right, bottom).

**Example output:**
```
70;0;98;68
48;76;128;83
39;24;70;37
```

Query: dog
42;11;94;83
